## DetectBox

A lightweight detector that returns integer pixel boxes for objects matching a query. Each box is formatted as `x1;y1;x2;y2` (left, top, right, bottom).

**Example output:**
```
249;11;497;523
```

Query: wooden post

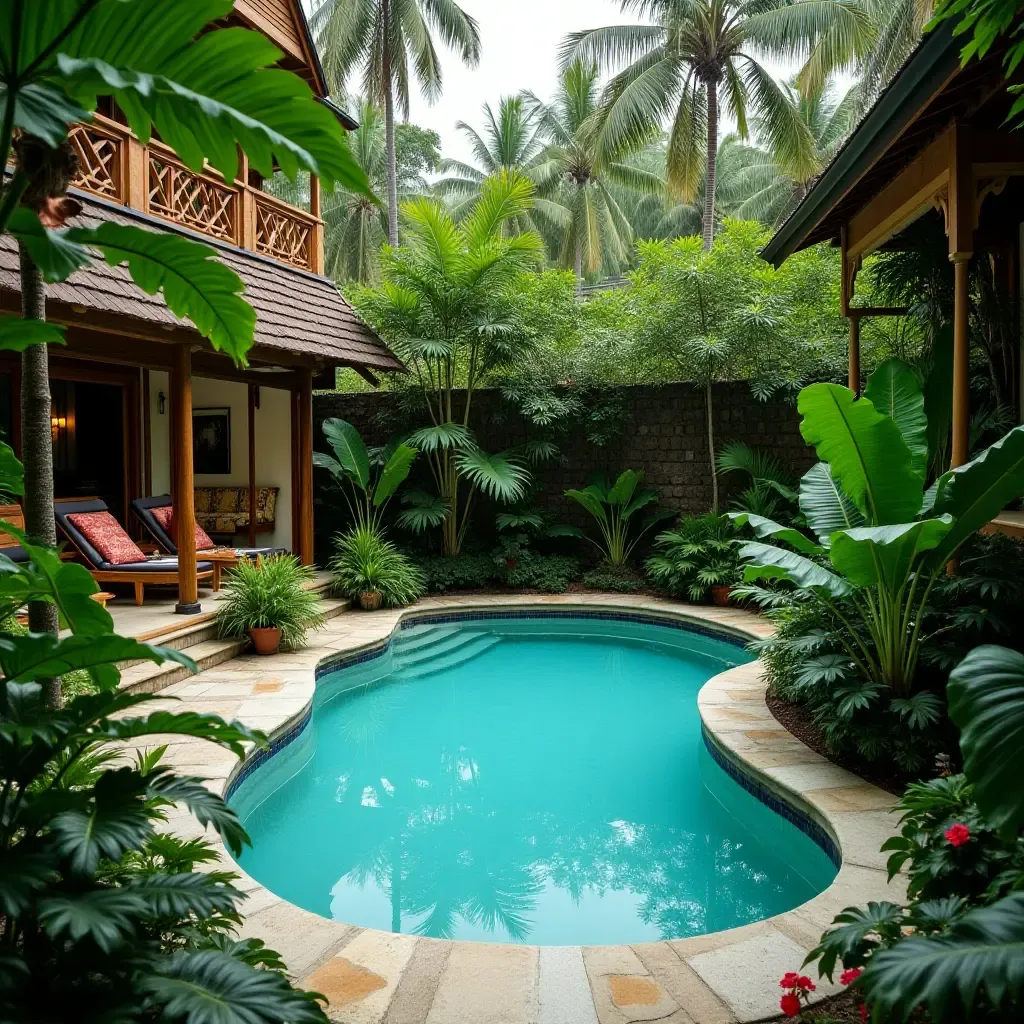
951;256;971;468
142;368;152;497
297;368;314;566
848;313;862;395
310;174;324;275
171;344;200;613
247;383;257;549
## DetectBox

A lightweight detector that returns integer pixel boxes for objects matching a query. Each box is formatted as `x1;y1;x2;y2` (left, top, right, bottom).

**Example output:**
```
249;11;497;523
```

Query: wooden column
297;369;314;565
142;368;152;497
951;256;971;468
848;313;862;395
310;174;324;275
247;383;257;549
171;344;200;613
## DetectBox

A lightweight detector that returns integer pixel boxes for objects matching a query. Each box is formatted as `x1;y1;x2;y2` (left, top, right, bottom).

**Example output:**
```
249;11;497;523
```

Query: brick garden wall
313;382;815;551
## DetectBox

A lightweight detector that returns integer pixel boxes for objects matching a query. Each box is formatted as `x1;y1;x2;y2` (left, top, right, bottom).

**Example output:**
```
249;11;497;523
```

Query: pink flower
841;967;863;986
945;823;971;847
779;972;801;989
797;976;815;992
780;992;801;1017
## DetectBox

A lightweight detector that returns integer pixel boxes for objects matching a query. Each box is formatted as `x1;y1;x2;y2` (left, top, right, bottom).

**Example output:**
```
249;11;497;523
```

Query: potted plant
215;555;325;655
645;513;742;603
331;526;425;610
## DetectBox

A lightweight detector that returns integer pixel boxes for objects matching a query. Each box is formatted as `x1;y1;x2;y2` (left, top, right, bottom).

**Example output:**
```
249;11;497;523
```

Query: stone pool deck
131;593;907;1023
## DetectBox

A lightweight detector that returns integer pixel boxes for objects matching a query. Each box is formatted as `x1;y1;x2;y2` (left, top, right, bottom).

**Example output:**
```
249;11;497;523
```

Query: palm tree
525;61;664;289
561;0;872;249
312;0;481;246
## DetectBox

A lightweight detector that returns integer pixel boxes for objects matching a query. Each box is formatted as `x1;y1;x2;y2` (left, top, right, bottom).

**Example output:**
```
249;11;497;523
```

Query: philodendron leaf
829;518;953;590
374;444;417;505
8;208;90;281
864;358;928;481
798;383;922;524
799;462;864;545
948;645;1024;838
860;892;1024;1022
0;444;23;498
729;512;824;555
321;419;370;490
928;425;1024;568
0;315;66;352
736;540;854;597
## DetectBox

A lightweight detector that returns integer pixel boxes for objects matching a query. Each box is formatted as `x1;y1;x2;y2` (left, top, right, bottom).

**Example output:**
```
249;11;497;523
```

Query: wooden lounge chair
54;498;214;606
131;495;287;565
0;503;29;564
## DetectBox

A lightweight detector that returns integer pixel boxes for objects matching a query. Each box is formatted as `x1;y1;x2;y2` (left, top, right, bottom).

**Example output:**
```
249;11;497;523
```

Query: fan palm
312;0;481;246
525;60;665;288
561;0;872;249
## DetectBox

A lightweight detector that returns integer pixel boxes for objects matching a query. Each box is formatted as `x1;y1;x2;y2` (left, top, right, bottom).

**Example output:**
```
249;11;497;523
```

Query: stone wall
313;382;814;547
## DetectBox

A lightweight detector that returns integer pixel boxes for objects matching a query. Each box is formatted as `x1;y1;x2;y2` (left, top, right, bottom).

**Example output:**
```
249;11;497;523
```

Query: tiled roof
0;191;403;372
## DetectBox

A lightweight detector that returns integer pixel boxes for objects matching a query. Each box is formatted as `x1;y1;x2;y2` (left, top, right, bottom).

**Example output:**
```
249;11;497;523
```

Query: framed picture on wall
193;407;230;474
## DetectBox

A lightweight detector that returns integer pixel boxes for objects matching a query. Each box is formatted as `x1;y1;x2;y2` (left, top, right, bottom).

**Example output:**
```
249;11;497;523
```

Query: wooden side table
198;548;240;591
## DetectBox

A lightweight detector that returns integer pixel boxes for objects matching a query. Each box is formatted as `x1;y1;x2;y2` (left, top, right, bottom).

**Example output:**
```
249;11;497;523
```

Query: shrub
416;553;496;592
645;513;743;601
215;555;325;649
506;554;580;592
331;526;425;607
583;565;646;593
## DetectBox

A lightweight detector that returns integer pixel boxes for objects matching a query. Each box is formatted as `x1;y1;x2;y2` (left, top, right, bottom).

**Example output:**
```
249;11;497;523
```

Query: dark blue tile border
702;725;842;870
227;608;750;802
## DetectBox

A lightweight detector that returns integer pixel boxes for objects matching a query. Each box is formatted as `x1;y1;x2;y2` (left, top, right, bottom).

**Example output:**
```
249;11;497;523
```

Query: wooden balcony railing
67;115;324;274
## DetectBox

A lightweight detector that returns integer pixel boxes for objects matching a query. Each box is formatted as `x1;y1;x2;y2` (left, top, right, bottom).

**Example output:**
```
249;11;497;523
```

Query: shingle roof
0;191;403;372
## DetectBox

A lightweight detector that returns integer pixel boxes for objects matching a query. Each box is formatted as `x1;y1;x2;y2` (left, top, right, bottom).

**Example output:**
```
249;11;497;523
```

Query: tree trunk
706;379;718;513
19;244;61;709
702;79;719;252
382;0;399;248
574;234;583;295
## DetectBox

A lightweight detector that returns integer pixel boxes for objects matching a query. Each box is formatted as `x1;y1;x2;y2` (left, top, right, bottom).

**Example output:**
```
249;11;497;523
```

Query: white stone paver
116;593;908;1023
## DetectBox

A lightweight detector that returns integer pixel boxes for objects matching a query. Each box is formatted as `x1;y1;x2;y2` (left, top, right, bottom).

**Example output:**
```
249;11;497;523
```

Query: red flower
797;976;815;992
859;1002;869;1022
945;823;971;847
779;992;801;1017
841;967;863;986
779;972;801;989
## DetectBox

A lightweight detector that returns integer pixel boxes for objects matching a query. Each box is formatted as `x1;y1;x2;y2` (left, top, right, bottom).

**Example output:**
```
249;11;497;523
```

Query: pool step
391;625;462;657
400;633;503;680
392;627;492;669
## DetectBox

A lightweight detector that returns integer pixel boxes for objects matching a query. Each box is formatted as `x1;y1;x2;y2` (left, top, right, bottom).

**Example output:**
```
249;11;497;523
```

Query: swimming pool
228;613;838;945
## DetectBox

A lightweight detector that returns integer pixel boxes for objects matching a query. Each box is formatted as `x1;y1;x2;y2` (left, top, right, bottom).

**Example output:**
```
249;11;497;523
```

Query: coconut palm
311;0;481;246
561;0;872;249
525;60;664;288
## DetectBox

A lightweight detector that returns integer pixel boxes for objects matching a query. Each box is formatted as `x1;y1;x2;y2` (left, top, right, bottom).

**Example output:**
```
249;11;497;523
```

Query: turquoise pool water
229;615;837;945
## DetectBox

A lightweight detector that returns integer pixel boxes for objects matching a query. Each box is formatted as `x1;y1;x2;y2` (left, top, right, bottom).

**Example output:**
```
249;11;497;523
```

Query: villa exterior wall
314;382;814;534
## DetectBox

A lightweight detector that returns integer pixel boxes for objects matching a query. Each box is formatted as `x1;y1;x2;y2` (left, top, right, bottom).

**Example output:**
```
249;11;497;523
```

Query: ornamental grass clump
331;526;425;608
215;555;325;650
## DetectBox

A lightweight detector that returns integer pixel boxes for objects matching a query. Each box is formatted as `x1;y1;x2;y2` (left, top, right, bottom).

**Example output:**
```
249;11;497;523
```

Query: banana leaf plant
565;470;675;567
732;358;1024;698
313;418;418;533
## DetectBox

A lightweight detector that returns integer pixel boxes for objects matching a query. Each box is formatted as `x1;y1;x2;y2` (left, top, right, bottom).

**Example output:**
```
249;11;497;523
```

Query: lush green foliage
215;556;325;649
314;417;417;533
646;514;743;602
565;469;673;567
416;553;495;592
331;525;425;607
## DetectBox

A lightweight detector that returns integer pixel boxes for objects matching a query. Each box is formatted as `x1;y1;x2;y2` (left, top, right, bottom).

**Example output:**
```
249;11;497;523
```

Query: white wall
147;373;293;550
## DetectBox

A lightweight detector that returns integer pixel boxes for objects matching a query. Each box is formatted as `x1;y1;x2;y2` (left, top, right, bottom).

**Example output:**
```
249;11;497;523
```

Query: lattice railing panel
254;197;312;270
148;156;237;242
69;124;122;200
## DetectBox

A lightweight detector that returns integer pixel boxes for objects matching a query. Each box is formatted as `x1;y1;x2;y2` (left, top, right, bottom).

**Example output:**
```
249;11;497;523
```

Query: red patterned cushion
67;511;146;565
151;506;215;550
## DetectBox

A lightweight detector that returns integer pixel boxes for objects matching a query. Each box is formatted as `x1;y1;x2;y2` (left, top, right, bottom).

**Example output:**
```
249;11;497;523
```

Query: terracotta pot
249;626;281;656
505;557;517;569
710;584;733;608
359;590;383;611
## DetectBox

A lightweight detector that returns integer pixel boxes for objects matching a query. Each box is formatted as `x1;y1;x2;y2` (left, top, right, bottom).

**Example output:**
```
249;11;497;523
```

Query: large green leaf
729;512;825;554
829;518;953;590
864;358;928;481
565;485;609;527
928;426;1024;567
37;888;148;954
139;948;328;1024
0;445;23;498
8;208;90;282
146;773;249;857
321;419;369;490
126;871;239;919
609;469;643;506
66;223;255;364
799;462;865;545
407;422;473;452
396;491;448;533
737;540;853;597
947;645;1024;838
0;81;90;147
373;444;417;505
0;314;65;352
100;712;263;759
455;448;529;502
861;892;1024;1022
798;383;922;524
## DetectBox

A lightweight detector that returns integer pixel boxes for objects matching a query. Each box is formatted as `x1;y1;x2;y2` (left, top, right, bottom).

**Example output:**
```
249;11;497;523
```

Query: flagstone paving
123;593;907;1023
